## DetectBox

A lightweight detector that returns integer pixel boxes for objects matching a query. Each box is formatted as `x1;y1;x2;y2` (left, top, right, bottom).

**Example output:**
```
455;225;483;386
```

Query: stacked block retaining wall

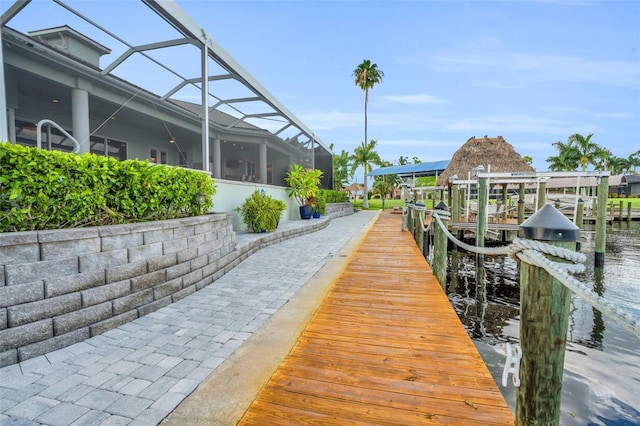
0;214;235;368
0;203;354;368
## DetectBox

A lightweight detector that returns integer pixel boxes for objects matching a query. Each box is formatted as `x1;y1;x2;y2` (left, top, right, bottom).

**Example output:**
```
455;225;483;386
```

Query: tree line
546;133;639;174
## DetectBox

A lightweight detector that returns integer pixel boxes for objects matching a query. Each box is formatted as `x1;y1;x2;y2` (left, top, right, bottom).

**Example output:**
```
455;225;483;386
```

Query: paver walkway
0;211;378;426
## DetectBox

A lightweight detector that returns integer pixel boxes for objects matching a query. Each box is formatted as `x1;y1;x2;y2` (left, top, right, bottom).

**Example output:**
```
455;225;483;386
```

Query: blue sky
177;0;640;172
5;0;639;175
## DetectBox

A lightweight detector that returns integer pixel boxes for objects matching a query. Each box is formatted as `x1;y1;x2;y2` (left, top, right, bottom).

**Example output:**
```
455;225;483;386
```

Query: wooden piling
452;184;460;223
501;184;508;222
518;199;525;225
516;239;575;425
618;200;623;222
595;176;608;266
537;181;546;210
476;177;488;249
628;201;632;224
433;208;448;290
415;208;424;253
576;199;584;229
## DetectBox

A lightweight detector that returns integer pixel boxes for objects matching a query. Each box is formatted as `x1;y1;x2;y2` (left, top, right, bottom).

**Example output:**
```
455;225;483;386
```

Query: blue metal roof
368;160;450;178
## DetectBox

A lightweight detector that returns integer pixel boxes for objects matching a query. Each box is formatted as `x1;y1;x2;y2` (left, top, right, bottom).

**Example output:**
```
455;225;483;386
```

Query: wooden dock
238;212;513;425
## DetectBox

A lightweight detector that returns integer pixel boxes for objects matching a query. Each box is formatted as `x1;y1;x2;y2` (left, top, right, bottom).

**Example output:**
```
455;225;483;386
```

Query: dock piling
433;202;449;290
595;176;608;266
516;205;580;426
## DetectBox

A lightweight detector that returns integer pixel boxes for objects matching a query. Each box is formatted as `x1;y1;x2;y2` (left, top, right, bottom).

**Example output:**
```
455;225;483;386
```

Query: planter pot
312;211;321;219
299;205;313;220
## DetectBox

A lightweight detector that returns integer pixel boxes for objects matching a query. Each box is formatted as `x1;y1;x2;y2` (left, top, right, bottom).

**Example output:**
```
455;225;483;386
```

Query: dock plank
237;212;513;425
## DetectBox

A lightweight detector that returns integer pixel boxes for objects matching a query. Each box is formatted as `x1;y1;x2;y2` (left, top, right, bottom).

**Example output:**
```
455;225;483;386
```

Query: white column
201;39;210;173
212;138;221;179
0;30;8;142
260;140;267;184
72;88;90;153
8;108;16;143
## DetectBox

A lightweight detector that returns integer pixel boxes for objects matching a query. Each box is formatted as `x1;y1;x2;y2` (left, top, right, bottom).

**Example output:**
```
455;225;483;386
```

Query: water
445;221;640;425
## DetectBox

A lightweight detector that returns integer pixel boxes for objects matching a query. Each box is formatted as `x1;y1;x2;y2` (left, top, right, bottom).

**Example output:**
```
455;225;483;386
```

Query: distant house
611;175;640;196
1;1;333;226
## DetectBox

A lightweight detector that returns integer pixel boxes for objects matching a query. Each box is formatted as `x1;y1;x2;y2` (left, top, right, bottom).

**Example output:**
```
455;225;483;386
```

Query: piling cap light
435;201;448;211
518;204;580;242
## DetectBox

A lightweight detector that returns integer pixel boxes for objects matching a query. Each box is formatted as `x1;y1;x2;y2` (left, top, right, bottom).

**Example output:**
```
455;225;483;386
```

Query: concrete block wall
0;214;236;367
325;202;354;217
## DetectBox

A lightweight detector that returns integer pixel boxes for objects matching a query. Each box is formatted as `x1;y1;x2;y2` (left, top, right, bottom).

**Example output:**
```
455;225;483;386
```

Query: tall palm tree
546;140;579;171
628;150;640;174
332;149;351;190
353;59;384;208
350;139;382;208
568;133;603;171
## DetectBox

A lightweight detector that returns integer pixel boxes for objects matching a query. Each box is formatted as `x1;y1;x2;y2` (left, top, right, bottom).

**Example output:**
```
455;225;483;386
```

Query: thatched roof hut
436;136;535;186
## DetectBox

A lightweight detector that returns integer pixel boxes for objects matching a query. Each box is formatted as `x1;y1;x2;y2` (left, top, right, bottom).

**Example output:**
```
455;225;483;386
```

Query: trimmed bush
320;189;347;203
236;190;286;232
0;142;216;231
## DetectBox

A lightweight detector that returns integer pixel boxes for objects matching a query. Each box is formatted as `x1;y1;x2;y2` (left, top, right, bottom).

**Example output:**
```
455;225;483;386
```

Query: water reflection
444;223;640;424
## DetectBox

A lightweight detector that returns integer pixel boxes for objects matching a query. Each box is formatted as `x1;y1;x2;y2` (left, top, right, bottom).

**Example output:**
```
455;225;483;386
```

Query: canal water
445;221;640;425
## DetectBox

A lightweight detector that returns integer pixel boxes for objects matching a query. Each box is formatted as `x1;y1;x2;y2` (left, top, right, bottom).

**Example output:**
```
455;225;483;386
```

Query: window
90;136;127;161
149;148;168;164
14;120;75;152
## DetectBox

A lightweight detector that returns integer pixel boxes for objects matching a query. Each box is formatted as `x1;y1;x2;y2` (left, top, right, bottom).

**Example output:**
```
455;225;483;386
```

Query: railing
403;202;639;425
36;119;80;153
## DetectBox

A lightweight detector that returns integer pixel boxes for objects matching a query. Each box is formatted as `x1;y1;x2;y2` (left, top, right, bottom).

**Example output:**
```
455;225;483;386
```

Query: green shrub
611;193;618;198
236;190;286;232
0;142;216;231
320;189;347;203
312;191;327;215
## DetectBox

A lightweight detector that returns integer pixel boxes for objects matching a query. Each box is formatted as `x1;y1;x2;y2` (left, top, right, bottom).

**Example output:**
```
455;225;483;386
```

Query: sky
175;0;640;173
5;0;640;175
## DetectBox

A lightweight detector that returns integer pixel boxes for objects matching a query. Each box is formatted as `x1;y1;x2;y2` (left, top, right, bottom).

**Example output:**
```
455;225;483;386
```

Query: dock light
435;201;448;212
169;137;175;144
518;204;580;242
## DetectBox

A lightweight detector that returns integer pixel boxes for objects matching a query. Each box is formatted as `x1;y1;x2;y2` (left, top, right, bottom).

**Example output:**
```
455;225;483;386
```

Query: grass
608;197;640;209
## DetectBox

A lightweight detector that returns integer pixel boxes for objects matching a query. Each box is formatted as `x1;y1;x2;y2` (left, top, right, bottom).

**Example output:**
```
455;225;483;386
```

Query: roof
624;174;640;184
368;160;450;178
436;136;534;186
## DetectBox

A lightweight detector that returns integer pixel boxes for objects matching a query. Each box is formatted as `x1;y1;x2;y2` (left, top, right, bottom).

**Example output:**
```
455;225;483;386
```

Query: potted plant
311;191;327;218
236;190;286;232
285;164;323;220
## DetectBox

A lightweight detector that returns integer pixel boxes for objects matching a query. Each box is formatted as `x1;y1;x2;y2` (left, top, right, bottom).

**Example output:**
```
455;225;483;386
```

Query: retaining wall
0;203;355;367
0;214;235;368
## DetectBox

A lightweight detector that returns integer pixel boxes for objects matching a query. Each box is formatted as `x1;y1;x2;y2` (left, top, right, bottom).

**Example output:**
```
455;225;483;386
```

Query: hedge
0;142;216;231
319;189;347;203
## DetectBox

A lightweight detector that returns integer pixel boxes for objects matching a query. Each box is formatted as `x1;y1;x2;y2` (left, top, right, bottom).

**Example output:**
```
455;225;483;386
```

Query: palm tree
568;133;603;171
546;140;579;171
332;148;351;190
350;139;382;208
628;150;640;174
398;156;409;165
353;59;384;208
608;156;631;175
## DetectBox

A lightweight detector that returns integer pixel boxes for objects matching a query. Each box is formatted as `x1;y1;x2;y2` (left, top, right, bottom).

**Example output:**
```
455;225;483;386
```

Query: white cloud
297;110;362;130
412;48;640;88
381;94;447;105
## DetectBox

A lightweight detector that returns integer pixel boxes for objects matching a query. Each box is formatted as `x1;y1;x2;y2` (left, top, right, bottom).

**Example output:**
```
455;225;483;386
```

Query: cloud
410;48;640;88
597;112;633;119
442;114;594;135
297;110;362;130
381;94;447;105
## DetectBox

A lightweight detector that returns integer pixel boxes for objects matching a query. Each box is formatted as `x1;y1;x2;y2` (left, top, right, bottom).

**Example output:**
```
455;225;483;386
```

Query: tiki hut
436;136;534;186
